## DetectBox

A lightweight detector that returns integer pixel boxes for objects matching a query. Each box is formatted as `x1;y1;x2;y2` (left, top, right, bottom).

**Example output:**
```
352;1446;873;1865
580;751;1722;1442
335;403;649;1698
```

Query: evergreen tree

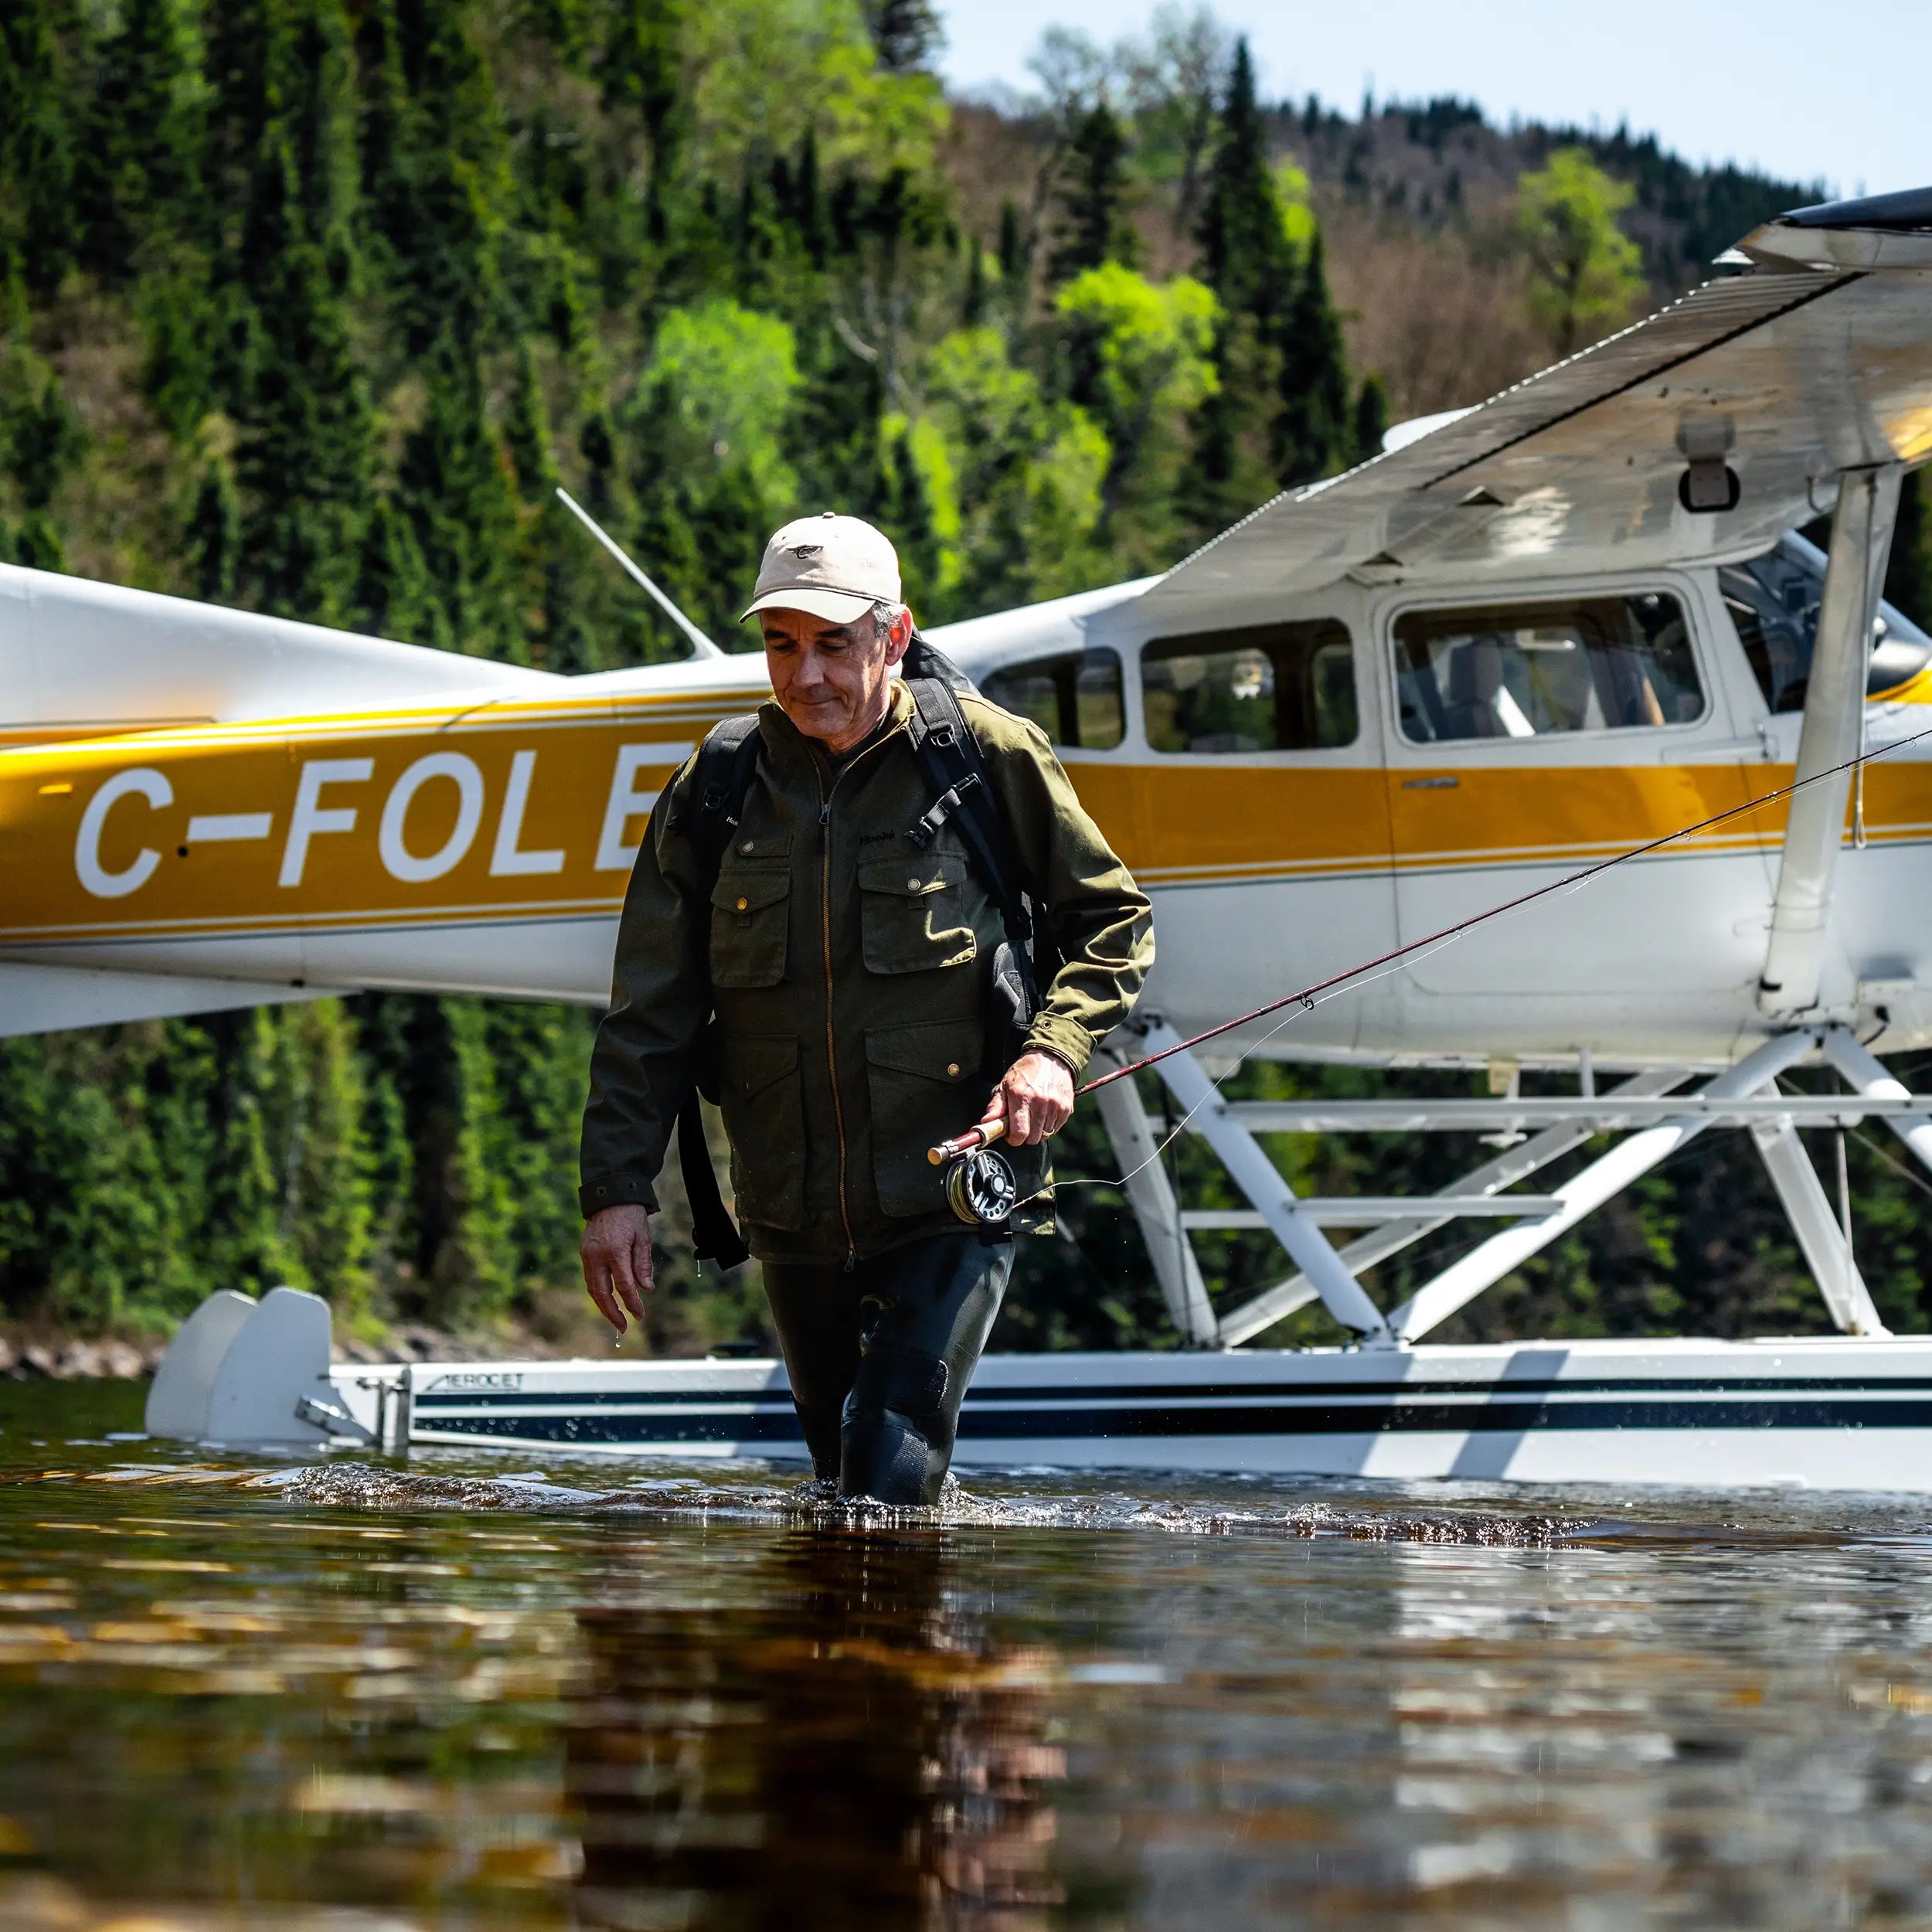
389;332;526;660
505;338;559;502
422;998;519;1320
231;2;376;623
995;199;1024;282
879;420;944;615
270;1001;376;1317
1182;36;1355;533
192;1009;301;1294
200;0;275;235
75;0;203;283
7;375;80;510
359;0;512;354
185;459;240;600
1180;40;1287;534
961;235;987;327
139;267;223;439
354;498;437;644
1272;228;1349;485
1049;100;1137;284
1194;42;1294;327
0;0;86;305
233;123;375;621
13;512;64;570
598;0;685;246
1351;370;1389;465
787;129;828;267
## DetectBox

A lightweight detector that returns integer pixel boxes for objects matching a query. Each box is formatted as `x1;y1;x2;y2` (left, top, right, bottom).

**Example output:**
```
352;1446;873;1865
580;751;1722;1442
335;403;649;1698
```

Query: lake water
5;1379;1932;1929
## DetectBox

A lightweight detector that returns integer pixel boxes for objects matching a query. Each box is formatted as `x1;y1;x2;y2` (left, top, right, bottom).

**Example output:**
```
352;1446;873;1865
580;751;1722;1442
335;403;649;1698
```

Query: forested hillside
2;0;1927;1356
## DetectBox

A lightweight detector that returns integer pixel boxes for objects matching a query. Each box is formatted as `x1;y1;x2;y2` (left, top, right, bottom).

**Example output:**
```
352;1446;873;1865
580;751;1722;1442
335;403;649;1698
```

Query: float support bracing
1760;463;1902;1015
1748;1085;1888;1335
1089;1043;1219;1346
1387;1030;1818;1342
1214;1068;1691;1347
1820;1027;1932;1179
1134;1021;1393;1343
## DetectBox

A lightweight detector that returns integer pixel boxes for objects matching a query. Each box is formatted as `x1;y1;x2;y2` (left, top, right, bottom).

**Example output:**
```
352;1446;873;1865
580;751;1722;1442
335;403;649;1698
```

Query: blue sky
939;0;1930;204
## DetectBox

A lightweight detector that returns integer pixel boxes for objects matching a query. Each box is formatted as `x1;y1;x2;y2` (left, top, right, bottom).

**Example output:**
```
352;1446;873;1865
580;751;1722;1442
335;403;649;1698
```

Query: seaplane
19;187;1932;1492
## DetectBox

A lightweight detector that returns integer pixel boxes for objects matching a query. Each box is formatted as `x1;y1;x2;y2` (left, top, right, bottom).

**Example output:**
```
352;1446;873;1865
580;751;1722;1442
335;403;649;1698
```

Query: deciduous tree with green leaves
1517;145;1645;355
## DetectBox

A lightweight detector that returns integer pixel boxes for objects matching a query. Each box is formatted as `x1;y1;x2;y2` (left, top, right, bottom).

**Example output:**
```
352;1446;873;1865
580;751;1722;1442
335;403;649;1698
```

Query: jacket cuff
579;1172;661;1219
1024;1014;1094;1080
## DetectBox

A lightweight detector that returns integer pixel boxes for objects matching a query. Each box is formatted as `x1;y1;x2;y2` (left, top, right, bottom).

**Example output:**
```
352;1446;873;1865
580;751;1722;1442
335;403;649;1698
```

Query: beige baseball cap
740;511;901;624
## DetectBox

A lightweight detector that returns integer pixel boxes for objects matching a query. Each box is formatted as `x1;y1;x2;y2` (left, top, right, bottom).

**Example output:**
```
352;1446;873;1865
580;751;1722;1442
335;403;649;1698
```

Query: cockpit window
1141;620;1358;753
1722;537;1932;711
981;647;1124;750
1393;593;1704;743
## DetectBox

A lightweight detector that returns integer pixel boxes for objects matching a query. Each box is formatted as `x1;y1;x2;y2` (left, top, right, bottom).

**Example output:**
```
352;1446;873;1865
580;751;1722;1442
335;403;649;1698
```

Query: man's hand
979;1049;1075;1148
580;1204;654;1337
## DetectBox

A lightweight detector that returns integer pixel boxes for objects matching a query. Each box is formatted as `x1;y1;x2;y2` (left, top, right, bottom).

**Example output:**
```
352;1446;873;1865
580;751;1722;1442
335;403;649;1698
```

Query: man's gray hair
871;598;907;642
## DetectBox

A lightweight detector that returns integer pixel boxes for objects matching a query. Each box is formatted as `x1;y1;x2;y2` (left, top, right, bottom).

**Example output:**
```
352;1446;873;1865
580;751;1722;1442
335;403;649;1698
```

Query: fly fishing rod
926;718;1932;1217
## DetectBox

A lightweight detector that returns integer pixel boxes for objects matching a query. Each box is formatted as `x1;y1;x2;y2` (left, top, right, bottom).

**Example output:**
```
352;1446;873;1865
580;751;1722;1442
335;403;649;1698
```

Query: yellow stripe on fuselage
5;685;1932;947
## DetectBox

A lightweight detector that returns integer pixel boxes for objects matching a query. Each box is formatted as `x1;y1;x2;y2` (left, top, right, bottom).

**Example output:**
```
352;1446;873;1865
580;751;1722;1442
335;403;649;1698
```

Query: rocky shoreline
0;1336;160;1380
2;1323;614;1381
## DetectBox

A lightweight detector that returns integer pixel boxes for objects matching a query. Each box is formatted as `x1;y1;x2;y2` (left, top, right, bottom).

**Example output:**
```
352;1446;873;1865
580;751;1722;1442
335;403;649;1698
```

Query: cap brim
740;587;879;624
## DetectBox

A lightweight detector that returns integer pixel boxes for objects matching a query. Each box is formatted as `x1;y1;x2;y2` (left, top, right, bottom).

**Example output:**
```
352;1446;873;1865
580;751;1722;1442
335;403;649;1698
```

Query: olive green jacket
579;682;1154;1264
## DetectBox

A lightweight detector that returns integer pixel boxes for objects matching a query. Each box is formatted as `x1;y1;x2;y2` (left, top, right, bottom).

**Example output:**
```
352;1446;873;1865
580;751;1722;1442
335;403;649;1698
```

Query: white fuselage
3;546;1930;1066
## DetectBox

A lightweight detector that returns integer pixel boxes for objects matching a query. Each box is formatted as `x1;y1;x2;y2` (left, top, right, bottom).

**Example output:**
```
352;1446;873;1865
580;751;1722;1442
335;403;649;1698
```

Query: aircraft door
1382;583;1762;1002
1089;609;1396;1047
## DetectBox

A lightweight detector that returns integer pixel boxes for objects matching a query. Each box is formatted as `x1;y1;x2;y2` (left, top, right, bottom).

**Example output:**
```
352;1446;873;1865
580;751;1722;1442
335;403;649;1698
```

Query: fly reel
928;1121;1018;1226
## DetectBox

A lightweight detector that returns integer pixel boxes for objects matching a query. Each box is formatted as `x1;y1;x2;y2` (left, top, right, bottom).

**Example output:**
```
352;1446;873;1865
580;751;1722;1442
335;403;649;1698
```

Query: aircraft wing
1139;188;1932;623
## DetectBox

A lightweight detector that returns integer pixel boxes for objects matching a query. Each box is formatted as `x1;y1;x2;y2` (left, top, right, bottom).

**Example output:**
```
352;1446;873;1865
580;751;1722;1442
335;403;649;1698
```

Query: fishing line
1043;934;1472;1206
1850;1126;1932;1209
1078;718;1932;1098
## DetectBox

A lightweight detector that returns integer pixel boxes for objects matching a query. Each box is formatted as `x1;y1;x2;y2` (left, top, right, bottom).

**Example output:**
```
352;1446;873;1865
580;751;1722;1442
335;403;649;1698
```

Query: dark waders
764;1231;1012;1505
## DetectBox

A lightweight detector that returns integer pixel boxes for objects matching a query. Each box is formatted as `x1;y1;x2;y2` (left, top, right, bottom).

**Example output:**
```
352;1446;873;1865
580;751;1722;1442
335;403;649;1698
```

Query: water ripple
268;1458;1594;1543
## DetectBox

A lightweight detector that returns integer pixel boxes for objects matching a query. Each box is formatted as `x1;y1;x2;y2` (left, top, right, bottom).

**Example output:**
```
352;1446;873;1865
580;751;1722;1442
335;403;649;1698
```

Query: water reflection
569;1529;1066;1928
17;1387;1932;1928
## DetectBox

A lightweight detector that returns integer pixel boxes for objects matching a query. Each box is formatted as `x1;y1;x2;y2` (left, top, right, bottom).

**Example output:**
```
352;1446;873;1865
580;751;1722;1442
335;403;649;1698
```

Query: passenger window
1142;620;1358;754
981;647;1125;750
1393;593;1704;743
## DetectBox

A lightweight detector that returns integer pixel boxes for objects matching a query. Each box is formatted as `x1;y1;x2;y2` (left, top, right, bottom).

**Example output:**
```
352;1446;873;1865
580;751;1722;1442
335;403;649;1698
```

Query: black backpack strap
901;629;980;698
673;713;764;891
900;637;1057;1013
678;1089;750;1270
664;713;763;1273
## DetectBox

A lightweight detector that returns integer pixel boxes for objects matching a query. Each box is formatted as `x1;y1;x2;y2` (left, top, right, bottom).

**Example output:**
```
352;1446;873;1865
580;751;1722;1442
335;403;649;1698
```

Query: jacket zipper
815;722;901;1270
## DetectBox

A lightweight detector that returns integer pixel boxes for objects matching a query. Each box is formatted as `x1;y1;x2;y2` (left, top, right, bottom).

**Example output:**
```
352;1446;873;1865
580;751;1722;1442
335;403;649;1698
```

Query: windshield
1720;534;1932;712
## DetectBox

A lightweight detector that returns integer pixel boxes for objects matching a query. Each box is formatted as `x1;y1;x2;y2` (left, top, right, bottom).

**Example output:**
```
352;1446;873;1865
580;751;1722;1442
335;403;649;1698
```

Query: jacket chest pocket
857;855;978;975
711;868;791;988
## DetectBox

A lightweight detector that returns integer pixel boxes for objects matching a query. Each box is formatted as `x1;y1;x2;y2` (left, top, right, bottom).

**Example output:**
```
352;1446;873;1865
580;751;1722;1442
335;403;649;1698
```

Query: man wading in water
577;513;1153;1504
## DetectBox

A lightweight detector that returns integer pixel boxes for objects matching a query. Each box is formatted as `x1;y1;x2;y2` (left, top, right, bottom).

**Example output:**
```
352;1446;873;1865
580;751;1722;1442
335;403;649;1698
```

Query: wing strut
554;487;726;660
1758;463;1903;1015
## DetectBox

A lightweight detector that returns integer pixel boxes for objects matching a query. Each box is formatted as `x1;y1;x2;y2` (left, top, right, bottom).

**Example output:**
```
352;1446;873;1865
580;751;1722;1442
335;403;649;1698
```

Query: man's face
760;604;912;753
